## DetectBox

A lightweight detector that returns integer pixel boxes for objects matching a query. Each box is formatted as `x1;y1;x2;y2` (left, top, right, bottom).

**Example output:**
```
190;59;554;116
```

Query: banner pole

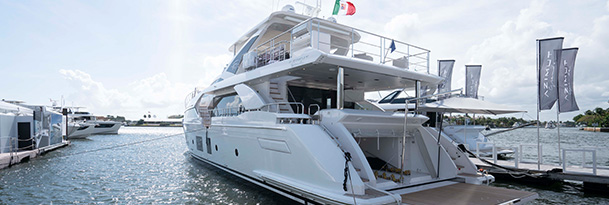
536;40;541;171
557;109;561;164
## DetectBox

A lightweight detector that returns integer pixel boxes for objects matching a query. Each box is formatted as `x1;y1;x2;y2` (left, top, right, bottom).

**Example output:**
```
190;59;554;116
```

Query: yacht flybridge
183;5;537;204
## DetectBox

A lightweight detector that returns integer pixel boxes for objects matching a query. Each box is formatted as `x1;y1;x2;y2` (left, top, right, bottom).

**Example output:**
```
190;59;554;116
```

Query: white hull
441;125;515;157
90;121;121;134
184;109;498;204
67;123;95;139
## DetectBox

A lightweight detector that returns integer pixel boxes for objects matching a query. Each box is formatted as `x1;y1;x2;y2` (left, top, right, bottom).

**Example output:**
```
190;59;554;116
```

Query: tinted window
214;95;242;116
226;36;259;74
378;91;400;104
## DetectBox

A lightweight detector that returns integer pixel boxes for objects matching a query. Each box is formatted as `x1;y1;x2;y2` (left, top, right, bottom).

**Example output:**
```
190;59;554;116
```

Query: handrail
244;17;431;73
209;102;307;117
563;148;597;175
261;102;305;114
476;142;497;164
308;104;320;115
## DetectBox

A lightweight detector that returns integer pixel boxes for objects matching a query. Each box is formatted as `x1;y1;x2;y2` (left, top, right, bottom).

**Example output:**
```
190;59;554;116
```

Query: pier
469;146;609;193
581;127;609;132
0;140;70;170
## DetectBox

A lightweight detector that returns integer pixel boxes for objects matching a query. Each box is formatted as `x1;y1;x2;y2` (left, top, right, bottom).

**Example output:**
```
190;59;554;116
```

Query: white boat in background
374;85;525;159
66;121;96;139
417;96;526;158
57;107;121;138
545;121;557;129
182;4;536;204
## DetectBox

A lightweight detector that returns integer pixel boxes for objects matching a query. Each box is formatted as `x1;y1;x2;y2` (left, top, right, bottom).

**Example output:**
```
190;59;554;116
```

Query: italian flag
332;0;356;16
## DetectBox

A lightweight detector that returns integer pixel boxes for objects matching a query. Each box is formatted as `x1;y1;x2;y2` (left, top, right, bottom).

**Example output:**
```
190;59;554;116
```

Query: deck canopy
418;97;525;115
283;57;442;92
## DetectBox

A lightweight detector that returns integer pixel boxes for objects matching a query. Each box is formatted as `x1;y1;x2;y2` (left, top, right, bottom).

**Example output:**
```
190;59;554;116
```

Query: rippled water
0;127;607;204
0;127;292;204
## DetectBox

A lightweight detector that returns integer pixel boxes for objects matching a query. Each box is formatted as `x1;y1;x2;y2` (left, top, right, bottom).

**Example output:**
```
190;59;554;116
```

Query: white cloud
384;13;421;42
466;0;551;102
60;69;192;120
607;0;609;12
461;0;609;120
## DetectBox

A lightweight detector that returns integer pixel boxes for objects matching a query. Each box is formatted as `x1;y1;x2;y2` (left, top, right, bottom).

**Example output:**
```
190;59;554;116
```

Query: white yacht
66;121;96;139
60;107;121;138
183;5;537;204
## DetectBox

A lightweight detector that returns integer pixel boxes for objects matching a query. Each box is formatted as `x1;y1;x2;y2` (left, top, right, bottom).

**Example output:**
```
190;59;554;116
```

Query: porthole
235;149;239;157
215;145;218;151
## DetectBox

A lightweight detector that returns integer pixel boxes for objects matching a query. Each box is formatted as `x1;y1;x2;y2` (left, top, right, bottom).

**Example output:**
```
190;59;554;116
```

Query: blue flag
389;40;396;53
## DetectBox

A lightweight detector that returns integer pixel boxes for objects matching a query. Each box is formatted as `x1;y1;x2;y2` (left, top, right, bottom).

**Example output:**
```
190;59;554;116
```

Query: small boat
545;121;557;129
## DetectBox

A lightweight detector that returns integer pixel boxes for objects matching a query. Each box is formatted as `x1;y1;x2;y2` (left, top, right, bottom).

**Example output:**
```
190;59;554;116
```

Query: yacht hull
67;123;95;139
91;121;121;134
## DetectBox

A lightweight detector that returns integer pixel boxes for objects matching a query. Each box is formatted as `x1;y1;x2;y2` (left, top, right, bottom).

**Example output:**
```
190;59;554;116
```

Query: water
0;127;292;204
0;127;607;204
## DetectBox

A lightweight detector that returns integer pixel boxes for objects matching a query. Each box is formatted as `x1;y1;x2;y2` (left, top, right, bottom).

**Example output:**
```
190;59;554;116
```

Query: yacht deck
400;183;537;205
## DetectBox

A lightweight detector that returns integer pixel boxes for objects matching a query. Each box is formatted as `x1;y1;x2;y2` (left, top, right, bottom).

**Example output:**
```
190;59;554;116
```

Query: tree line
573;107;609;127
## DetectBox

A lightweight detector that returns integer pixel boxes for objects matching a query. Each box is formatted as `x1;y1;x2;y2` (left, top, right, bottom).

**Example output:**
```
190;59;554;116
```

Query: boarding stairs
269;81;293;113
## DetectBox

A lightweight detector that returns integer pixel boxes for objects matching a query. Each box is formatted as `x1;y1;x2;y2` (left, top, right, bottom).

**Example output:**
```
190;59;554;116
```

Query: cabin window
390;90;415;104
226;36;259;74
378;91;399;104
196;136;203;151
212;78;224;84
213;94;242;116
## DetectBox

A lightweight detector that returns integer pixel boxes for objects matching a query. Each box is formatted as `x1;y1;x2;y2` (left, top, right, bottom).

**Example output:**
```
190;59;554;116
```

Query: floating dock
0;140;70;170
580;127;609;132
470;156;609;193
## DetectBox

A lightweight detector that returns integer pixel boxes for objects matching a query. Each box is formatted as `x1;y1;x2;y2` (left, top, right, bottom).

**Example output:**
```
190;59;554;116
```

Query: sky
1;0;608;121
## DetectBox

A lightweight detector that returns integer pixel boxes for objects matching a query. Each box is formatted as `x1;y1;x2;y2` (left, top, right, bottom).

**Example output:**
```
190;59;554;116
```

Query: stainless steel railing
244;17;431;73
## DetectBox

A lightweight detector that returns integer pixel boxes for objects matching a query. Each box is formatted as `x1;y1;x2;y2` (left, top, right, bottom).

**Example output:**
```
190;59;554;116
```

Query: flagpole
556;49;562;165
536;40;541;171
557;109;561;164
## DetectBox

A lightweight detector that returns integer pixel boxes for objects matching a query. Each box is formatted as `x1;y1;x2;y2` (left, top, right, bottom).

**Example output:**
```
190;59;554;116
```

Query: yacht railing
184;87;203;108
261;102;305;114
244;18;431;73
209;102;306;116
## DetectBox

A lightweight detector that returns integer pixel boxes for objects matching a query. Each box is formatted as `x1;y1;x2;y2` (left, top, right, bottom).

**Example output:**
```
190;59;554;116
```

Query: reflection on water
0;127;607;203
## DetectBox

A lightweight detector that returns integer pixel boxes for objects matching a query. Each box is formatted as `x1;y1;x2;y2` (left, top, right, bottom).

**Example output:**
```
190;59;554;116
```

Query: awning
418;97;525;115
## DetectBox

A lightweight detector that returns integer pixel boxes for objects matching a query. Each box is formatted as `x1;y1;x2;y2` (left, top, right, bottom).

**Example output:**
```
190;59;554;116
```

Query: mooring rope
54;128;205;159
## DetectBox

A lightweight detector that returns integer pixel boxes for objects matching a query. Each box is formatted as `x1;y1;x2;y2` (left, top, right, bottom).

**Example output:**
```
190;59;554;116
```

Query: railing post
514;147;519;168
563;150;568;172
351;28;354;58
337;66;344;109
407;46;410;70
380;37;383;64
309;20;312;48
592;150;597;175
426;51;430;74
492;145;497;164
317;20;320;50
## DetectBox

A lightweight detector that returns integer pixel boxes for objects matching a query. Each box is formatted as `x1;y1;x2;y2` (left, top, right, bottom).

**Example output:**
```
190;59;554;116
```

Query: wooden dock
470;157;609;193
0;140;70;169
